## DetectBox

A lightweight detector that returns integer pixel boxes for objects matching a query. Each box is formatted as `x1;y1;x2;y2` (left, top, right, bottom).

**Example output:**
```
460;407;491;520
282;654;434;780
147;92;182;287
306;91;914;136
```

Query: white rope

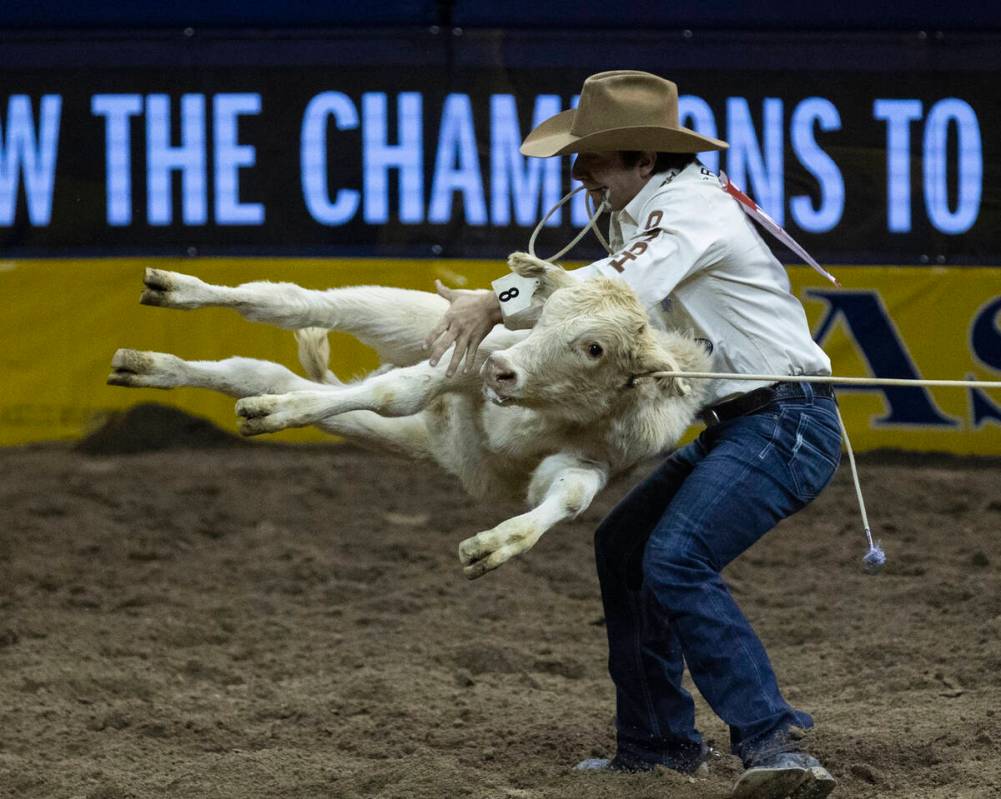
835;403;885;574
524;180;990;574
528;186;612;262
586;190;614;255
638;369;1000;577
524;183;991;576
643;370;1001;390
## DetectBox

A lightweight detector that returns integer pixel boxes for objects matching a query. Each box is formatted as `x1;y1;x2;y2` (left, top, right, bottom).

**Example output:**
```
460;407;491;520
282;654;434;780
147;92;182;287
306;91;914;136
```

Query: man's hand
424;280;503;376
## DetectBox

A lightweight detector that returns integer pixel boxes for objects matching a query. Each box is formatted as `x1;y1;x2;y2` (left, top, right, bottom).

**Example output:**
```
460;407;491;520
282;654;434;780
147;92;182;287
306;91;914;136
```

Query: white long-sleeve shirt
569;161;831;405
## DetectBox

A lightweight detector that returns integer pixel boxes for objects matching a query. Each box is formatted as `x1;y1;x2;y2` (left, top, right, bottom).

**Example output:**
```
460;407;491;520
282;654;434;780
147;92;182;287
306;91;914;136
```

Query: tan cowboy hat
520;70;728;157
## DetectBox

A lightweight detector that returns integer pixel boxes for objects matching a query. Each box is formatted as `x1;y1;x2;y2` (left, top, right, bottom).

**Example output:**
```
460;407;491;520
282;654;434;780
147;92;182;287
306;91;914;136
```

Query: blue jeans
594;383;842;769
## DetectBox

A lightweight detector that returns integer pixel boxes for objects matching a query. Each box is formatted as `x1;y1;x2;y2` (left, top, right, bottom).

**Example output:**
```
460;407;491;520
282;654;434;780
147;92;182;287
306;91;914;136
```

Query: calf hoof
140;268;206;309
235;395;277;420
458;533;493;567
458;523;533;580
237;417;271;437
140;268;174;306
235;396;288;436
236;392;339;435
457;538;482;574
107;349;179;389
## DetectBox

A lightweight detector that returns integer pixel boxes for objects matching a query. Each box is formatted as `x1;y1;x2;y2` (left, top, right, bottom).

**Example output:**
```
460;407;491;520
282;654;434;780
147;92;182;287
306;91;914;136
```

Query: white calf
108;254;711;578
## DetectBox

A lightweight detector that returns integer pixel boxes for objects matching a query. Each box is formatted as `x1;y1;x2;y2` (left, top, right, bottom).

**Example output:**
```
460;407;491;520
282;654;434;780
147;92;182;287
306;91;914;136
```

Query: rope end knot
862;535;886;575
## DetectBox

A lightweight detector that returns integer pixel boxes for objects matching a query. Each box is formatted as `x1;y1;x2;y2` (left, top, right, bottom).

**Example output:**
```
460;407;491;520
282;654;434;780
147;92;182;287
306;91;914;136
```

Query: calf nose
484;355;519;391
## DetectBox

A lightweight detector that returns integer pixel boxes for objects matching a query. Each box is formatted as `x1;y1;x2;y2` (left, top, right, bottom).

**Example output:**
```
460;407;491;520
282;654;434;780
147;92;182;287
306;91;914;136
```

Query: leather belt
700;381;834;427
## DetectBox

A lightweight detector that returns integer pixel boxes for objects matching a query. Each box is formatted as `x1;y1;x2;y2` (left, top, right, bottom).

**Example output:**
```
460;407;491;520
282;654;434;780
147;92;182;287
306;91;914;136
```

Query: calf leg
235;359;480;435
140;268;450;366
109;349;319;395
457;453;609;579
107;349;431;457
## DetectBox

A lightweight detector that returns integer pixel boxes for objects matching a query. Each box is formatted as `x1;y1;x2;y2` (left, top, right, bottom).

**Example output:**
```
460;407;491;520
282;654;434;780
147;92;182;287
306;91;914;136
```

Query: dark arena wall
1;30;999;262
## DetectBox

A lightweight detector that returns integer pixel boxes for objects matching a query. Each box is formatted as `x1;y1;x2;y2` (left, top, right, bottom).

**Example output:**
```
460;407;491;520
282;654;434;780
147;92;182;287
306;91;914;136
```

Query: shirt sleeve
567;193;719;310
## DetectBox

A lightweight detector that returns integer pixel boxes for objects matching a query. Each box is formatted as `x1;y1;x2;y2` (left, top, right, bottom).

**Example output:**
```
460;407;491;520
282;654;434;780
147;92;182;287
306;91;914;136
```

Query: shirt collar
616;168;678;229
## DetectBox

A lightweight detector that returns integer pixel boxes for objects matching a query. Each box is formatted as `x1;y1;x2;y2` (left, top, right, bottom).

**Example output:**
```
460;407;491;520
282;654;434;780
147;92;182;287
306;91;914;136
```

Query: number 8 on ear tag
492;272;539;326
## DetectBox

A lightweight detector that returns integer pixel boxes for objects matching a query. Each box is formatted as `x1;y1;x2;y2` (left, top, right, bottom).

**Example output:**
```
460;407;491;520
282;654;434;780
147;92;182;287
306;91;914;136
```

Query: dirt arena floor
2;408;1000;799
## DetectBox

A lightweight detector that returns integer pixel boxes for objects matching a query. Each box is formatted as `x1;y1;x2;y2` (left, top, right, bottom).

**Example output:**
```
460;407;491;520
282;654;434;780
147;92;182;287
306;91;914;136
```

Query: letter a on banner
809;290;958;427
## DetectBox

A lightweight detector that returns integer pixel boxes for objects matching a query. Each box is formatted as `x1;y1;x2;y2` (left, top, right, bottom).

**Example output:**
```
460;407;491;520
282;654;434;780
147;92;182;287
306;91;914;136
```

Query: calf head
482;276;709;422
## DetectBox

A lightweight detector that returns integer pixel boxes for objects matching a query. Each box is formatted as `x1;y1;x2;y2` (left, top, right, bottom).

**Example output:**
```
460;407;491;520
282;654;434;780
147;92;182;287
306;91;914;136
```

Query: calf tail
295;327;343;386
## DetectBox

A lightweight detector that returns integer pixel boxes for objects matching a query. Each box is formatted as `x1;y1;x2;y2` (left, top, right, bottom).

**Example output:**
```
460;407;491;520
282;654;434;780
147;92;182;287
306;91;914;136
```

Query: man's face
571;151;655;212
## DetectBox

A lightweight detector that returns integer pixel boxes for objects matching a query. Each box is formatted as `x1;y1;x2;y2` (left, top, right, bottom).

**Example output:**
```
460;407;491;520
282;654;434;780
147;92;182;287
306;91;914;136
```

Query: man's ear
637;150;658;179
507;251;576;294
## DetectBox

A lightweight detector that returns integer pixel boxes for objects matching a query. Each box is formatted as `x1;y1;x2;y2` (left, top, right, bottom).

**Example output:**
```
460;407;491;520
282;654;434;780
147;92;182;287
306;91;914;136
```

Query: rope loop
528;186;612;262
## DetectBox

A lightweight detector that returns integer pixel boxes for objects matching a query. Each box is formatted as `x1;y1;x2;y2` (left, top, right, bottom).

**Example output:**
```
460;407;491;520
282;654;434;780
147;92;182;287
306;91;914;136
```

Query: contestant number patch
492;272;538;321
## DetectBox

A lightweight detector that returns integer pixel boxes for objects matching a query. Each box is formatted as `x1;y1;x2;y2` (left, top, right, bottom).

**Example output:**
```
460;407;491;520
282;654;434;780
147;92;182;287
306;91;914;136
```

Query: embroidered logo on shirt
608;210;664;273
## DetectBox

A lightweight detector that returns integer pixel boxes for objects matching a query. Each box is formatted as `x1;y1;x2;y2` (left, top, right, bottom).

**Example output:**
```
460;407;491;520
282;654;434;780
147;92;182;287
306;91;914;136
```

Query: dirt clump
76;403;247;455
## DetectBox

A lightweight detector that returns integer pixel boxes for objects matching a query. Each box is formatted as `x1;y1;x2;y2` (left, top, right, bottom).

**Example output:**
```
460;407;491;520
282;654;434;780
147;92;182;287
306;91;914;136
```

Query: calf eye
587;342;604;359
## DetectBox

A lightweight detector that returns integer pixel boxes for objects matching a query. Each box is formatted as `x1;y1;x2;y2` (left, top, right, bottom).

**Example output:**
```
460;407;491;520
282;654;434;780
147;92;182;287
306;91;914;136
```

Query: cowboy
425;70;841;799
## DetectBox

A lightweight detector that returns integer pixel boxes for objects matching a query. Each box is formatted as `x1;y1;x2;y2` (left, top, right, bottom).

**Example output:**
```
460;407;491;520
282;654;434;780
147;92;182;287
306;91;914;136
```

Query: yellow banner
1;258;999;453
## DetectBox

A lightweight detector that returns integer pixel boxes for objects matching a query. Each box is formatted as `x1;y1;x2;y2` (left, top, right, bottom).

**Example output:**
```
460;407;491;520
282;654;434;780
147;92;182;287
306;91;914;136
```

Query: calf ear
507;251;576;294
634;342;693;397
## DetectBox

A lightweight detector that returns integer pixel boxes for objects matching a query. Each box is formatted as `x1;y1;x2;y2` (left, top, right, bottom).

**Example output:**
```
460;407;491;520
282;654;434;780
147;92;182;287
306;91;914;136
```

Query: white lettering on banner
214;93;264;225
873;99;923;233
362;92;423;224
790;97;844;233
146;93;207;226
301;91;360;226
92;94;142;225
490;94;562;226
923;98;982;235
875;98;985;236
726;97;784;225
568;94;591;228
428;93;486;225
0;94;61;227
93;93;264;227
2;89;985;236
679;94;720;174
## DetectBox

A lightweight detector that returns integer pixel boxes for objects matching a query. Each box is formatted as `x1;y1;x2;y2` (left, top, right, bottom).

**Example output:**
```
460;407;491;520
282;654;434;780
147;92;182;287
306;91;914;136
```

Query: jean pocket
786;413;841;502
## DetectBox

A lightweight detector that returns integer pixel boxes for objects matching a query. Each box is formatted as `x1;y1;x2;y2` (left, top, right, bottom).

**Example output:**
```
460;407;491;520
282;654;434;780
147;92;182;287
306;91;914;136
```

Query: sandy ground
1;416;1000;799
